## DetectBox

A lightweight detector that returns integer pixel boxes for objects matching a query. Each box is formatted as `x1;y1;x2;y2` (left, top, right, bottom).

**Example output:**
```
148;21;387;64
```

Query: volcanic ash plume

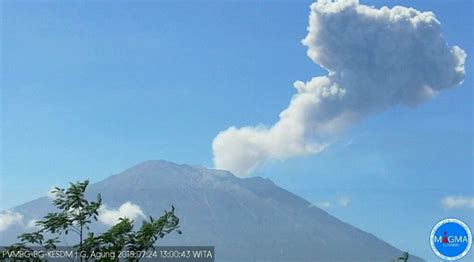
212;0;466;177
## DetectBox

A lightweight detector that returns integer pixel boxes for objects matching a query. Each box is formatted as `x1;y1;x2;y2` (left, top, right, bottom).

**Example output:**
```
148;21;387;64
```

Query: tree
1;180;180;261
392;252;409;262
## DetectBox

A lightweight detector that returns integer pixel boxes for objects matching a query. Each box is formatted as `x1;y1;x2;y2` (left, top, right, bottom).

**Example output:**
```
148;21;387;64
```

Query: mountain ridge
1;160;424;262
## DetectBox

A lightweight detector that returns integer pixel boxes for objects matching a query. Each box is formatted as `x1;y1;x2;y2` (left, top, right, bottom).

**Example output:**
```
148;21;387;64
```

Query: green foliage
2;180;180;262
81;209;181;261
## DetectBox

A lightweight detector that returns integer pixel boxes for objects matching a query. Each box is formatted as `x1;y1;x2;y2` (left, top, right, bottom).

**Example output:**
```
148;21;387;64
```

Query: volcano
0;160;424;261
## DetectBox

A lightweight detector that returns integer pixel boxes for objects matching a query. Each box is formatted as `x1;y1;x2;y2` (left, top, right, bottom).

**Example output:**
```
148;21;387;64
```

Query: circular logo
430;218;472;260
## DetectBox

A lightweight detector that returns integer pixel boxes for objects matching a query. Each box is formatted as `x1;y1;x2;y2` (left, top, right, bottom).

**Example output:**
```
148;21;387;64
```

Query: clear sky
1;0;473;260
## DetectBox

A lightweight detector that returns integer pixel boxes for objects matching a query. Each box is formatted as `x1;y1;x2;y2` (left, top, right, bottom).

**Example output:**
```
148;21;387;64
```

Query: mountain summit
2;160;424;261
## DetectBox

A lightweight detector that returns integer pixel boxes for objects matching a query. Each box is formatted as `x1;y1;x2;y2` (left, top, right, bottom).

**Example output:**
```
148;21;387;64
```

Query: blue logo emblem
430;218;472;260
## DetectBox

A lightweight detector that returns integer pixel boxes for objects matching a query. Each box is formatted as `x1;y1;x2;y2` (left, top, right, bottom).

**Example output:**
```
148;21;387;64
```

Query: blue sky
1;0;473;260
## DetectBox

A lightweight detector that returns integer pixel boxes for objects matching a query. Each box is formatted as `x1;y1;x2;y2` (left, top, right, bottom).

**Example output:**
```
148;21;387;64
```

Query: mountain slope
1;160;424;261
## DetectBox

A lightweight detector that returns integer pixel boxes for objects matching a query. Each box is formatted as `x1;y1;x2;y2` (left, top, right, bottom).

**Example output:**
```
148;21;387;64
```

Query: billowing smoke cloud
212;0;466;176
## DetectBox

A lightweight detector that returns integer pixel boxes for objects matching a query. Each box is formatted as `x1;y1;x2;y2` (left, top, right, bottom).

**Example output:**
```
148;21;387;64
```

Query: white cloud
98;202;145;226
337;196;350;207
212;0;466;176
441;196;474;210
313;201;331;209
311;196;351;209
0;211;24;231
47;187;58;199
26;219;39;229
